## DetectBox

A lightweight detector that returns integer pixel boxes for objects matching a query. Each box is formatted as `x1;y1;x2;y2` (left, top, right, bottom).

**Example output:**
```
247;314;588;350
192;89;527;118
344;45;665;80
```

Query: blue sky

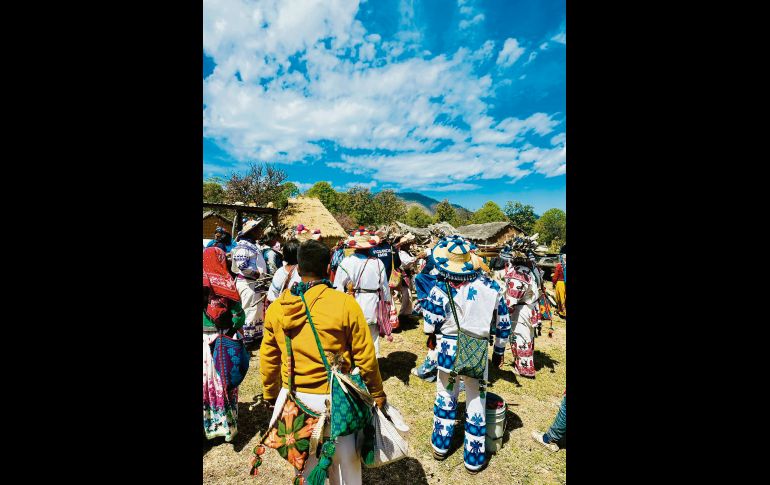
203;0;565;214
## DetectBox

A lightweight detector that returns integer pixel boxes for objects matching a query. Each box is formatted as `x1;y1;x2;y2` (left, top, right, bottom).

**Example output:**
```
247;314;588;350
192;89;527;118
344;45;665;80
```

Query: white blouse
333;253;392;325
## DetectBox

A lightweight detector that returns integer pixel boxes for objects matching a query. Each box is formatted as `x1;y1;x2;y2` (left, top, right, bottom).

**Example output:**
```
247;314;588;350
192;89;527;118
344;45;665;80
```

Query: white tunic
267;264;301;302
333;253;392;325
421;274;511;373
422;275;510;339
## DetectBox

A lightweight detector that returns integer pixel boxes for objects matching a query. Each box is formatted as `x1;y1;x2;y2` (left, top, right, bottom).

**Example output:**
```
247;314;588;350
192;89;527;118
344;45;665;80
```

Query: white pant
236;278;265;341
369;324;380;358
289;391;362;485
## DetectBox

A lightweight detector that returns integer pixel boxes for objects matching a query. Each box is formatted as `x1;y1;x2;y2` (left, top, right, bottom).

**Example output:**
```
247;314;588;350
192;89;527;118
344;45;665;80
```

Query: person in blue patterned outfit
411;241;440;382
231;218;269;347
421;235;510;474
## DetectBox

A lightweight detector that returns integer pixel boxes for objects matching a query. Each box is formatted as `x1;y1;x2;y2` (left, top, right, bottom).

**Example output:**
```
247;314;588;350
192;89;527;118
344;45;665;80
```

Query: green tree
372;189;407;225
471;201;508;224
533;208;566;246
503;201;538;234
203;180;225;203
223;162;288;207
339;186;377;226
305;181;339;213
433;199;458;225
454;208;472;226
403;206;433;227
275;182;300;209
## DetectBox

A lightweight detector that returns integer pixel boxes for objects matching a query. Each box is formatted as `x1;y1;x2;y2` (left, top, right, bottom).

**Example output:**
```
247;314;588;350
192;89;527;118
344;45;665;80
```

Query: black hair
283;239;300;266
297;240;330;278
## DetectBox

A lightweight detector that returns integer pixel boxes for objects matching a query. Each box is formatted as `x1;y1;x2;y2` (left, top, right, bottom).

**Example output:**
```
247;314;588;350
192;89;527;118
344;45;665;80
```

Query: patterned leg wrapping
431;389;458;454
511;318;536;377
432;367;460;455
417;348;438;375
463;379;486;471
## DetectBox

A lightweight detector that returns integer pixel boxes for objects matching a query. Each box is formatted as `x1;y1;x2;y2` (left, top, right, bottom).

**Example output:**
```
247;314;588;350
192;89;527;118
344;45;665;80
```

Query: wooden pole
232;210;240;238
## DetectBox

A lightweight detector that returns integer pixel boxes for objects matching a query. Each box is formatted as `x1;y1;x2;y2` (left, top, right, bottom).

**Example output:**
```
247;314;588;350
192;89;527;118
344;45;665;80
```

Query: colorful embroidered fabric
210;333;250;391
260;400;320;476
203;247;240;301
203;333;239;442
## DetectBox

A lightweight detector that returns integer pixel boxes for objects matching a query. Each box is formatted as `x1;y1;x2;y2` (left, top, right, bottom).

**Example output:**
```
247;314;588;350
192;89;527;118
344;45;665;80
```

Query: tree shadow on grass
379;351;418;386
534;350;560;373
362;457;430;484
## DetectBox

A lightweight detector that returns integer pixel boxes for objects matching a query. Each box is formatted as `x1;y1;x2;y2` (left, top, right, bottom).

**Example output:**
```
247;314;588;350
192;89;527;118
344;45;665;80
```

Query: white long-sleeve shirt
421;274;510;339
398;250;416;270
333;253;392;325
266;264;301;302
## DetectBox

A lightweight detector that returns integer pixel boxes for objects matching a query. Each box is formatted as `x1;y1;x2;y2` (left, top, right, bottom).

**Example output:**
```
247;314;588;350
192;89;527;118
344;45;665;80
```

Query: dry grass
203;285;567;484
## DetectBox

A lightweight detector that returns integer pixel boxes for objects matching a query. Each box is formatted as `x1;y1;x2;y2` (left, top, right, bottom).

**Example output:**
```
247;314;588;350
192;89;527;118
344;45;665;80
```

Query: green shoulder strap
445;280;467;339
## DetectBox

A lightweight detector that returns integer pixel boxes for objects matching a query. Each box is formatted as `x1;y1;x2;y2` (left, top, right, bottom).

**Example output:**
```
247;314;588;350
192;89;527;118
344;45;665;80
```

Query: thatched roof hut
375;222;431;242
455;221;523;247
428;222;463;238
279;197;348;248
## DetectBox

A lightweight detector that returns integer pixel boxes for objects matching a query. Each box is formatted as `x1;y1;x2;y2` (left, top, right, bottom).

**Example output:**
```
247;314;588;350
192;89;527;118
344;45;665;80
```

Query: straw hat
236;218;264;241
395;232;415;246
346;227;380;249
431;235;482;282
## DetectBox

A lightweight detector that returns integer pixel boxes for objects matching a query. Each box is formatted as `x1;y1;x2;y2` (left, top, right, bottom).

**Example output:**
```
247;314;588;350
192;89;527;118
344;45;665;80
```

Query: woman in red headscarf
203;246;246;442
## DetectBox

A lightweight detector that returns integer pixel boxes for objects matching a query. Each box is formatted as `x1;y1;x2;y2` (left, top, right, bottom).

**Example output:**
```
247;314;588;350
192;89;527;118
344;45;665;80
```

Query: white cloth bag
364;403;410;468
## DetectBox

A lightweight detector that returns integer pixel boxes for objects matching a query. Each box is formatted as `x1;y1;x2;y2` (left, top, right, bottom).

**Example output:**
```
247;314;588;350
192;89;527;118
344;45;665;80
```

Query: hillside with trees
203;164;565;246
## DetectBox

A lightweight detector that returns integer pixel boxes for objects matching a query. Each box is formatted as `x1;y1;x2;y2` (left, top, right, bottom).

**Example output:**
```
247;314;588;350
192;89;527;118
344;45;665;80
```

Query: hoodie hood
277;284;326;332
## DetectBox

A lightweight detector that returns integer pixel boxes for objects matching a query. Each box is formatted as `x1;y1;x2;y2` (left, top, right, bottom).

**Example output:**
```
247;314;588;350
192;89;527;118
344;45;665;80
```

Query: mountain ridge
396;192;471;217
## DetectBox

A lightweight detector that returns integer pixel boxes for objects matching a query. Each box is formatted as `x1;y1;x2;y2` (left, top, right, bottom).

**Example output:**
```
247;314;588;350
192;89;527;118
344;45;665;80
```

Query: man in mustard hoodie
260;239;386;485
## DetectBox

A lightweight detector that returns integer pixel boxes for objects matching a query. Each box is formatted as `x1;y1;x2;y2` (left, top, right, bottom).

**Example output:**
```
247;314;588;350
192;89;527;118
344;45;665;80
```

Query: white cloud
496;38;525;67
524;51;538;65
469;40;496;62
550;132;566;146
459;13;484;30
457;0;485;32
203;0;566;192
539;42;549;50
518;144;566;177
551;31;566;44
291;181;316;192
428;183;482;191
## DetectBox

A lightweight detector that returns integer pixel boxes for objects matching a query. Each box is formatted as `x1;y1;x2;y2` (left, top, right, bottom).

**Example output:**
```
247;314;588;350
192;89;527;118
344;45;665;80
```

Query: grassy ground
203;285;566;484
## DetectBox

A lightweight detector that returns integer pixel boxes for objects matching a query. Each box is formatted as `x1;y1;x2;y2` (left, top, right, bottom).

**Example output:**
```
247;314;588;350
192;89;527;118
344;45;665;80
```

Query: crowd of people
202;218;567;483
